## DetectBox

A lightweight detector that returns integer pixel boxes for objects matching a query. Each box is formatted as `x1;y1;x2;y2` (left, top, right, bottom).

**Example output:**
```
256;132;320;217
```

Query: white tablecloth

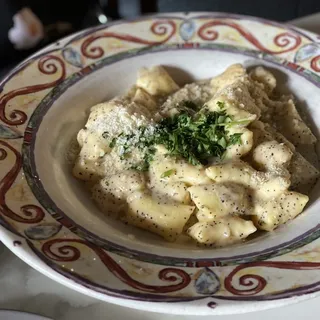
1;13;319;320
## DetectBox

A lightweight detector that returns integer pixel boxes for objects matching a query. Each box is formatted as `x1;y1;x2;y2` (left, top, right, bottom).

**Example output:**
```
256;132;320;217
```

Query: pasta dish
72;64;319;246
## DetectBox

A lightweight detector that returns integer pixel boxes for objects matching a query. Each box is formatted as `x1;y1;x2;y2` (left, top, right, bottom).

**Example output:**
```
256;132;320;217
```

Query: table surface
1;13;320;320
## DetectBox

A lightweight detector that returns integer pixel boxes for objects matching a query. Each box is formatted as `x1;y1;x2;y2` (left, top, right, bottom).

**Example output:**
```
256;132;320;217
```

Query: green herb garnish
161;169;176;178
228;133;243;145
109;137;117;148
109;108;245;170
217;101;225;109
153;110;244;165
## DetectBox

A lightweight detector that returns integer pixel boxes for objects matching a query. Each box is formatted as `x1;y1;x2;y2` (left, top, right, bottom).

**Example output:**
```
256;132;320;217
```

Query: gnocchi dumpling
253;174;290;200
136;66;179;96
151;181;191;204
73;98;154;180
224;127;253;159
73;130;110;181
206;160;254;187
206;160;290;201
252;191;309;231
249;66;277;95
132;87;157;111
124;192;195;241
86;99;152;137
73;157;105;181
207;69;262;122
249;120;319;193
252;140;293;171
206;96;256;124
188;217;257;246
77;132;110;160
149;153;211;186
210;64;246;93
188;183;250;218
91;170;145;216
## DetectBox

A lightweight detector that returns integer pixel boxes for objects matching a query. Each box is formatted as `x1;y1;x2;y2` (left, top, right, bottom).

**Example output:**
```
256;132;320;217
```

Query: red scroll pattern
42;238;191;293
224;261;320;296
81;20;176;59
311;56;320;72
198;20;302;54
0;55;66;126
0;140;44;223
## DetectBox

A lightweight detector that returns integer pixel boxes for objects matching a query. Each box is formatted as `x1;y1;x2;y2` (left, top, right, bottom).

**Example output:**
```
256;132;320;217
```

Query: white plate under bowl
0;310;51;320
1;12;320;315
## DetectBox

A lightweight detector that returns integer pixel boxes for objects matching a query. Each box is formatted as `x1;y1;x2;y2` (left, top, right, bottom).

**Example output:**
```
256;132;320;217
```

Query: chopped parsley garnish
109;106;245;170
109;137;117;148
161;169;176;178
217;101;225;109
228;133;243;145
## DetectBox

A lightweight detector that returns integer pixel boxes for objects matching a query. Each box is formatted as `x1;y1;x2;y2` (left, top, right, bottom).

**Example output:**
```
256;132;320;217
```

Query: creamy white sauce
72;64;319;247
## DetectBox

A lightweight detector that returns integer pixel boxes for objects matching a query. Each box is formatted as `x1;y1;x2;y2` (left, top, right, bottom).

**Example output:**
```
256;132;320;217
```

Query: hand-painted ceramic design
294;43;320;71
1;13;320;315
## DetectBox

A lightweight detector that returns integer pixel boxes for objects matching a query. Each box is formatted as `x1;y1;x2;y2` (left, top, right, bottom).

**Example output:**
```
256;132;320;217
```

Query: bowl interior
31;48;320;260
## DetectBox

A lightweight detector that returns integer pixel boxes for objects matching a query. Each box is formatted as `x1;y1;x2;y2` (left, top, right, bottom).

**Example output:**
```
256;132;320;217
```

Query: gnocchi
72;64;318;247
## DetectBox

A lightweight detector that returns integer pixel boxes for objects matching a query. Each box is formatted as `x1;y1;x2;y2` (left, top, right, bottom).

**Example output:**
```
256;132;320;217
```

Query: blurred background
0;0;319;77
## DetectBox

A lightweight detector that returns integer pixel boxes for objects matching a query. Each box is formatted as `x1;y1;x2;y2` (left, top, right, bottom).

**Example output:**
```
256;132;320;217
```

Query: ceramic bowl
1;12;320;315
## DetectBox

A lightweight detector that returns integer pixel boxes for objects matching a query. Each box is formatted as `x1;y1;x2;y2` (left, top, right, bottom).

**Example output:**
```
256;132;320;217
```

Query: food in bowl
71;64;319;246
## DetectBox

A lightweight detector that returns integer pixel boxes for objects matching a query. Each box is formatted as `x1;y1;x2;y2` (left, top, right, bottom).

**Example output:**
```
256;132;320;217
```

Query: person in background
0;0;319;76
0;0;99;74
